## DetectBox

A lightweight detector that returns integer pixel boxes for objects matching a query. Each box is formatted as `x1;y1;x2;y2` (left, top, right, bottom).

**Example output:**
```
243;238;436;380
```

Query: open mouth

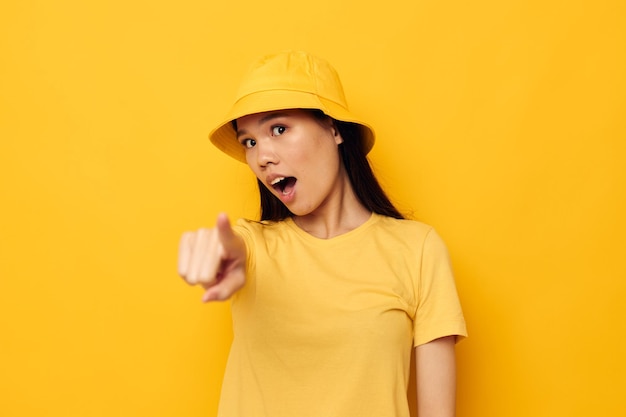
271;176;297;195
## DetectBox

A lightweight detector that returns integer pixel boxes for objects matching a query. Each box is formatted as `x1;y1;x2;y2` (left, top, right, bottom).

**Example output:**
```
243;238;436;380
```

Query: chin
287;205;317;217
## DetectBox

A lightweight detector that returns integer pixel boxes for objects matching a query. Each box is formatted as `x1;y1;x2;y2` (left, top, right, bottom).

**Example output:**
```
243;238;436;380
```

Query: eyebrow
236;112;291;138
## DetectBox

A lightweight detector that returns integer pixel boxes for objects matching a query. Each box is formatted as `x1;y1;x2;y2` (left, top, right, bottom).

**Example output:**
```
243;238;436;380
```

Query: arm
415;335;457;417
178;213;247;302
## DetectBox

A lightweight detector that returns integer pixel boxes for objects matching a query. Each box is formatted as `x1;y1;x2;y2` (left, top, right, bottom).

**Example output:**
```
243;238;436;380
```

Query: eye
241;138;256;149
271;125;286;136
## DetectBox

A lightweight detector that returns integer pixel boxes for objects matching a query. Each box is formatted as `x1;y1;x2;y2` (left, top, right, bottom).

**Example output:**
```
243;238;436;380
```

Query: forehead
236;109;309;127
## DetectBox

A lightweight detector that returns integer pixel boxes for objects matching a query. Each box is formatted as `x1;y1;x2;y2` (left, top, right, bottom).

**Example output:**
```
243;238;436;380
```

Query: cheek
245;149;254;166
245;152;259;172
302;134;339;161
246;162;263;183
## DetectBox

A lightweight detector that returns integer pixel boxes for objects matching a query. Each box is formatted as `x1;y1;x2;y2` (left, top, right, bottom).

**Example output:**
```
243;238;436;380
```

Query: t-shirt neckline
284;212;381;245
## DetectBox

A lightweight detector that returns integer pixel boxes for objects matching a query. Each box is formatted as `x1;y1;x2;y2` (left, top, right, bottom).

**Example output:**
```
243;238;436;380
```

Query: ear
331;122;343;145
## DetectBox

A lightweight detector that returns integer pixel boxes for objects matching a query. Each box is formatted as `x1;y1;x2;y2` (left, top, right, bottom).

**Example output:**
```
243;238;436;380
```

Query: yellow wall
1;1;624;416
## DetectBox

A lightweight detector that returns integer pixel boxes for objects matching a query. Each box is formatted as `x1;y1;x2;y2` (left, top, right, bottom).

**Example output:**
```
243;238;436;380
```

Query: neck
292;174;371;239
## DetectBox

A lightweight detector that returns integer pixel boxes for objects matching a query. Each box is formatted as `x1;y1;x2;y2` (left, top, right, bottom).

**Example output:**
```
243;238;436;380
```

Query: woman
178;51;467;417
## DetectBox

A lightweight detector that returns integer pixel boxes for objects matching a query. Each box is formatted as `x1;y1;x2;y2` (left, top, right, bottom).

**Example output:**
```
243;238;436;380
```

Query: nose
255;139;278;168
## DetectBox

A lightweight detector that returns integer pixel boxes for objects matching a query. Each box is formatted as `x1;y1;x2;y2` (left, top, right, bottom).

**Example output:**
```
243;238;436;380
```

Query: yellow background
1;1;624;416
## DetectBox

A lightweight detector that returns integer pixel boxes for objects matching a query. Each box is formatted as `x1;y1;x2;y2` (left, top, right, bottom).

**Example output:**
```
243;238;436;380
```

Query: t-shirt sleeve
413;228;467;347
231;219;257;302
232;219;255;269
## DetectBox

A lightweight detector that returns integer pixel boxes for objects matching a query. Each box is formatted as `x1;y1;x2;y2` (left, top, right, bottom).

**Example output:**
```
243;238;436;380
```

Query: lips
270;176;297;195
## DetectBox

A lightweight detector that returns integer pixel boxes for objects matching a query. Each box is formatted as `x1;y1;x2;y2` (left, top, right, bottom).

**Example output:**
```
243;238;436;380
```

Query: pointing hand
178;213;247;302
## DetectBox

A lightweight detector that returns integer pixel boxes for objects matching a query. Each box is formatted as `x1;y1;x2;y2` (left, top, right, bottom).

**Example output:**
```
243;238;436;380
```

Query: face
236;109;346;217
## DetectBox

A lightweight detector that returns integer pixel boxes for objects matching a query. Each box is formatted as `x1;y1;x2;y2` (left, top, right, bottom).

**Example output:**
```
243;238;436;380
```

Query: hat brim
209;89;375;163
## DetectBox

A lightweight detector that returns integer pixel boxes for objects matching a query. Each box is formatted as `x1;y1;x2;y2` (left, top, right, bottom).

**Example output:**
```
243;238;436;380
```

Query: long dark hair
251;110;405;221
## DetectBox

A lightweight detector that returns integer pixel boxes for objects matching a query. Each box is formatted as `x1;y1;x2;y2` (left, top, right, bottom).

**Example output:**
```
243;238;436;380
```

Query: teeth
271;177;285;185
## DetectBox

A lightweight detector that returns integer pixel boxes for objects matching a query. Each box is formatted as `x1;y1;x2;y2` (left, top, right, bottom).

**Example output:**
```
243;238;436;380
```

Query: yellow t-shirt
218;213;467;417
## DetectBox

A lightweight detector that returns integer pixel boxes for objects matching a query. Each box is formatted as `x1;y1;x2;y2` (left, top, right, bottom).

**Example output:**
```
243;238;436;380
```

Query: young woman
178;51;467;417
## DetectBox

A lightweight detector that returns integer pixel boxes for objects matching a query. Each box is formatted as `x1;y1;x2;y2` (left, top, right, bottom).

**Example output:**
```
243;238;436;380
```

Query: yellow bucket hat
208;51;375;163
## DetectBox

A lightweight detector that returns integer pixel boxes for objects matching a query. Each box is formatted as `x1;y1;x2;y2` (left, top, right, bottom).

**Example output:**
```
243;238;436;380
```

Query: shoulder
373;214;436;241
232;218;289;241
373;214;450;255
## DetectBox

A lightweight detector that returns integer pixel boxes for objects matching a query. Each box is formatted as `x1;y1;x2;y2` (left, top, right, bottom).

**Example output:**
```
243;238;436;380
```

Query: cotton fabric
217;213;467;417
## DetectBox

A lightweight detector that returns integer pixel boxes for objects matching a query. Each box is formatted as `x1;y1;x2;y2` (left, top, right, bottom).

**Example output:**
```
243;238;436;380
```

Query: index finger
177;231;194;277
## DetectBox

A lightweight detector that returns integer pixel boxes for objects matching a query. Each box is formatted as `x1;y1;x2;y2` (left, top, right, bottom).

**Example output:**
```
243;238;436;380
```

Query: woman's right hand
177;213;247;302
